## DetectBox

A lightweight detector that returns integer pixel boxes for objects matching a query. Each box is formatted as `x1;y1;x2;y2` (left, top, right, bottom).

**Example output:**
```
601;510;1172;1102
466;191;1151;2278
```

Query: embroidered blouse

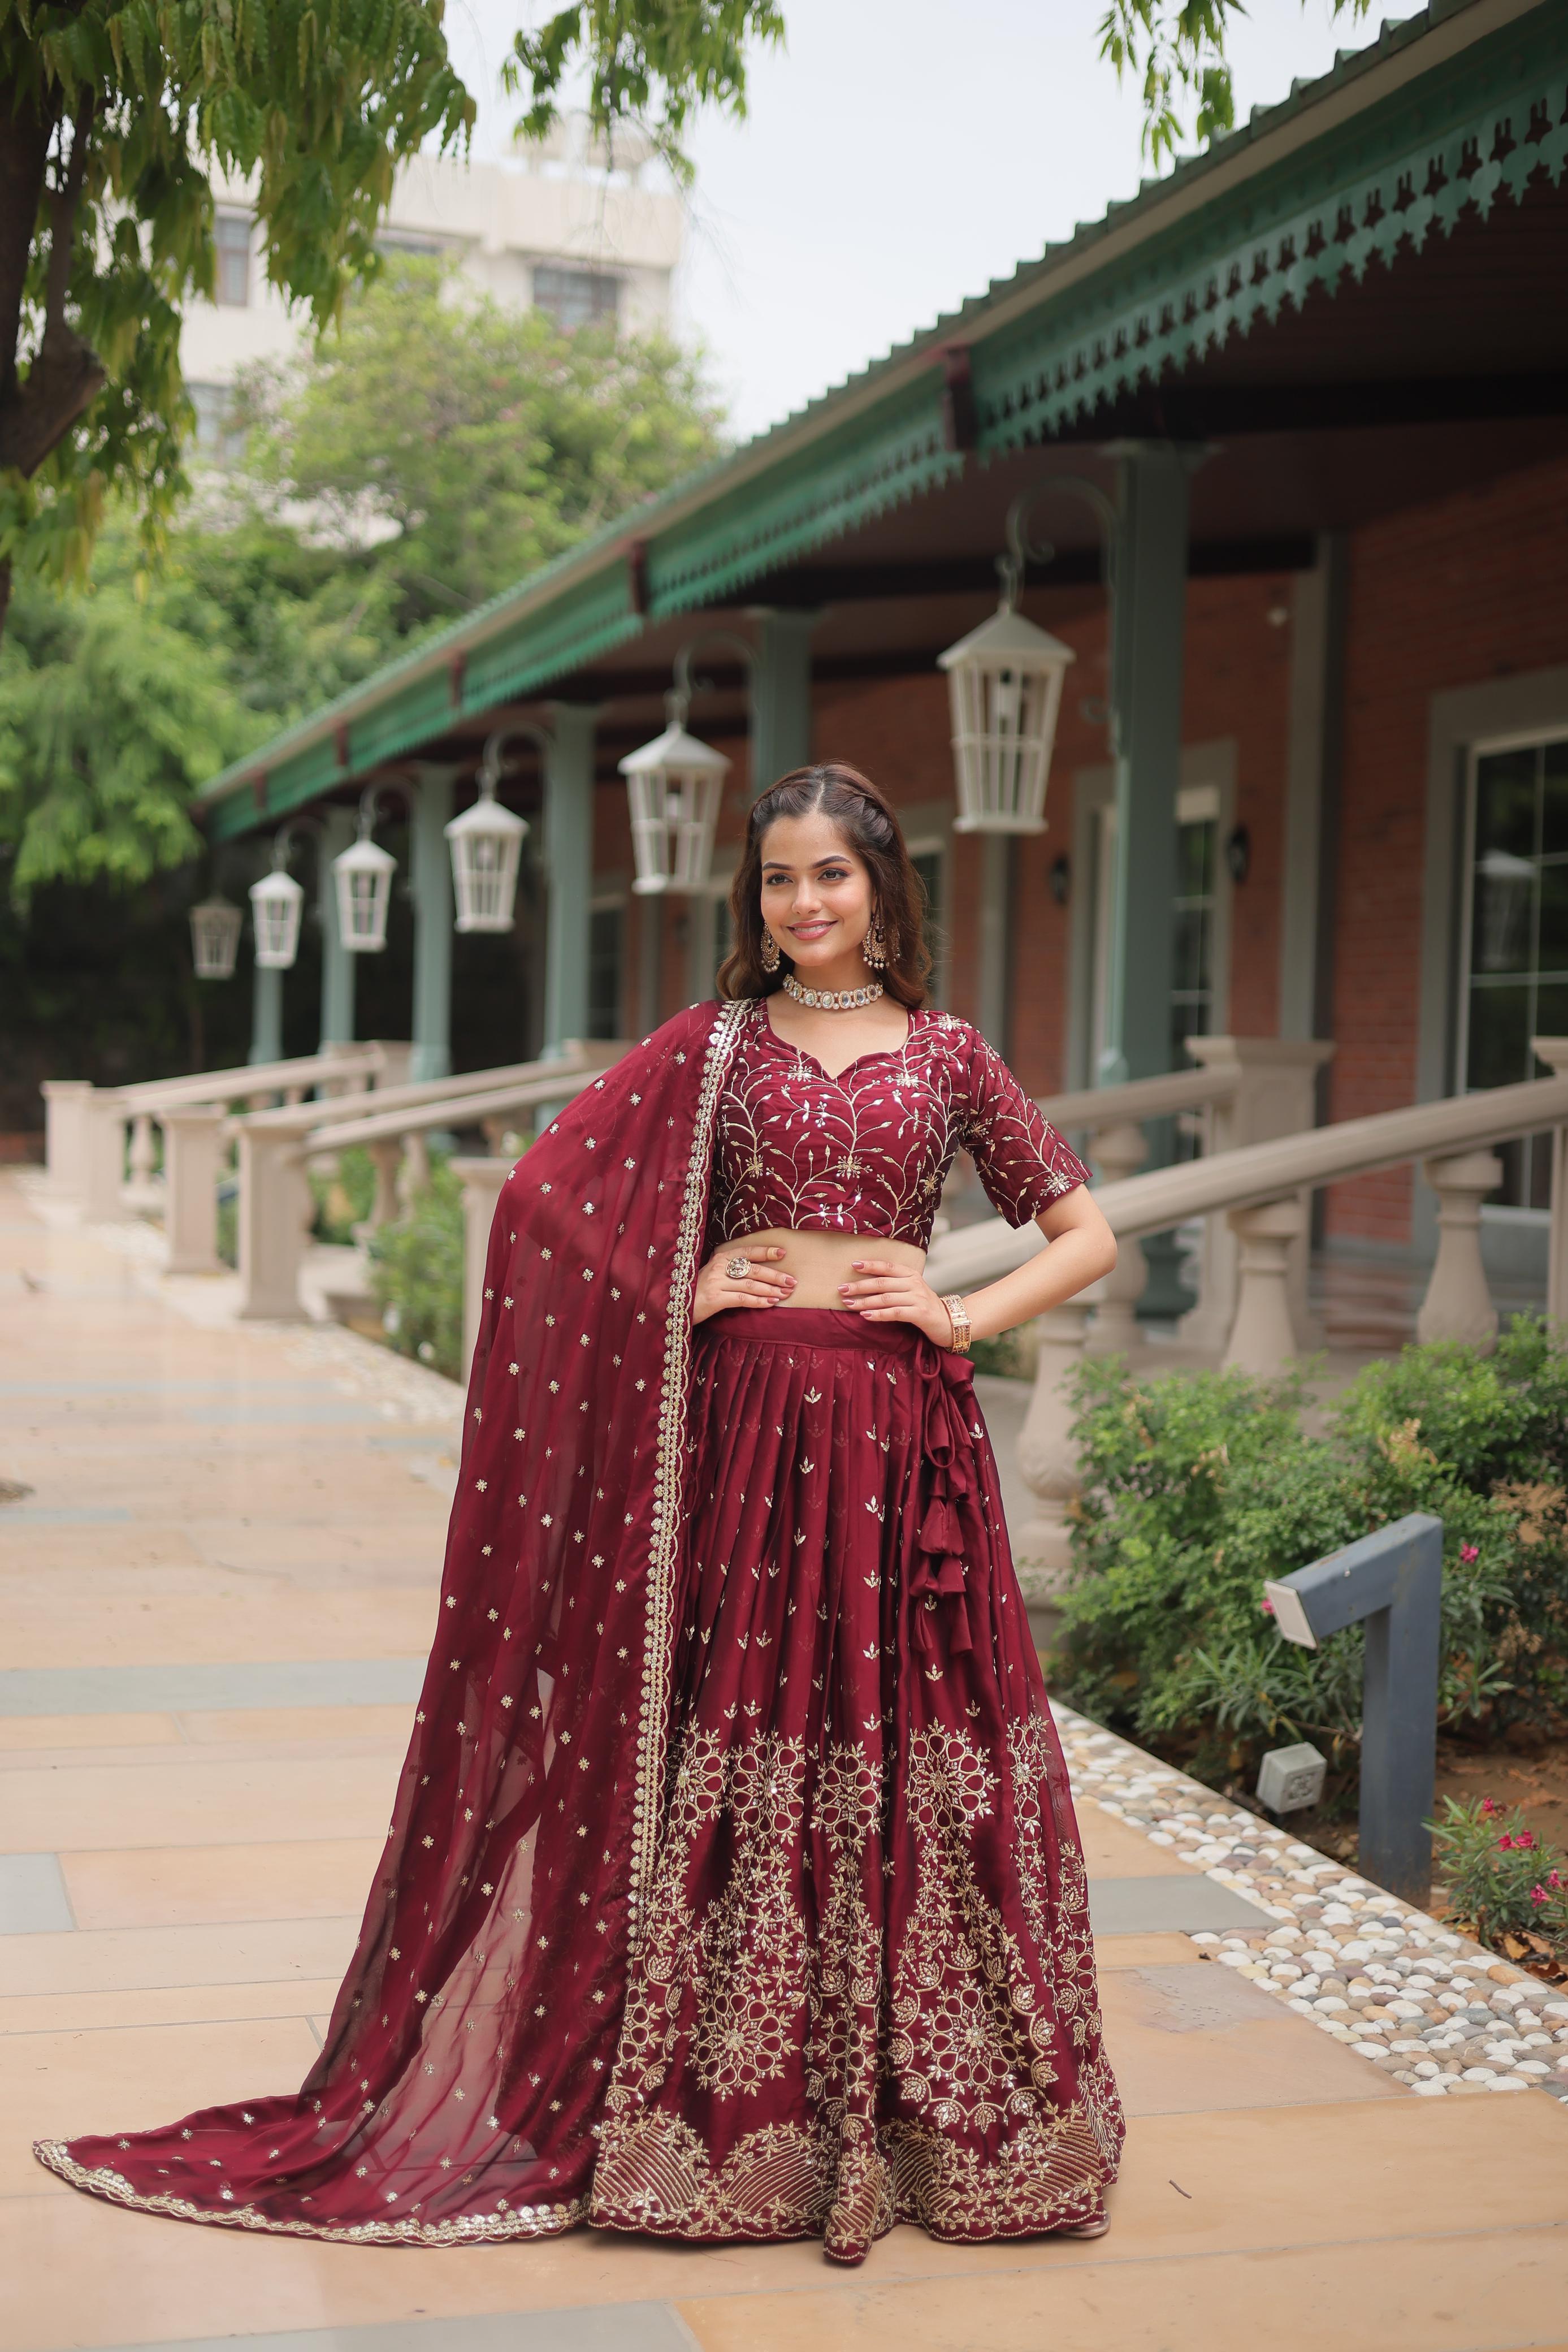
706;1000;1089;1253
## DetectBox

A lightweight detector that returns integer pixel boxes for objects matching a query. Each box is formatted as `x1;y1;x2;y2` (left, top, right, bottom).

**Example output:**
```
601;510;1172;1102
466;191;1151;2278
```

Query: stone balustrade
232;1044;627;1322
926;1037;1568;1638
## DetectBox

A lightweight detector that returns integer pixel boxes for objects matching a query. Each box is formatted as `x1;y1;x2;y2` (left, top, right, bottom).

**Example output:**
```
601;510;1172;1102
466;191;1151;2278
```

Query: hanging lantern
938;603;1076;834
332;821;398;953
249;863;306;969
619;721;731;895
445;777;529;932
1477;848;1534;971
189;893;243;980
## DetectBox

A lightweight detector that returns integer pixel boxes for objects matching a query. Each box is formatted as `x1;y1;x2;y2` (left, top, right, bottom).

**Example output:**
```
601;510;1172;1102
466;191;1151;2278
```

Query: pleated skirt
590;1308;1124;2264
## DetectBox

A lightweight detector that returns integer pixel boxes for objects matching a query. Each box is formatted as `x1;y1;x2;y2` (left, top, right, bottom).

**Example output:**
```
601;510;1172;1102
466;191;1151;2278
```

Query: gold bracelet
942;1294;972;1355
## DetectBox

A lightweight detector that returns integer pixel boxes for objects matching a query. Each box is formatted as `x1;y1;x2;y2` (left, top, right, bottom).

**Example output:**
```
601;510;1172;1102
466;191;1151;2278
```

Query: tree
0;0;473;637
241;253;725;632
1097;0;1375;162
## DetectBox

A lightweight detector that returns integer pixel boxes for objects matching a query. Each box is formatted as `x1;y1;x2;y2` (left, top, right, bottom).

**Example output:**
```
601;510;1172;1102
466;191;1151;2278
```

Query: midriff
729;1226;927;1309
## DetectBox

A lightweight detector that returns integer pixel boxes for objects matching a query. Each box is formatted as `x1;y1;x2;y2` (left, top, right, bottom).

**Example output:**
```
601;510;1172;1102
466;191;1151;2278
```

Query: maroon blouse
707;999;1089;1253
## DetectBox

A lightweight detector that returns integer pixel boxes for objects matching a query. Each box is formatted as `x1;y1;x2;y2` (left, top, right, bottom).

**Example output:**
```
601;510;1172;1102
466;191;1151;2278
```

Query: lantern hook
668;632;757;729
352;777;418;845
478;721;554;798
998;476;1118;612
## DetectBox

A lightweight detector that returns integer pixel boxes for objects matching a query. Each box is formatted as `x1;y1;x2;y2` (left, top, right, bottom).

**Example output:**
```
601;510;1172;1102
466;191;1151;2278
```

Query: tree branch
0;88;106;478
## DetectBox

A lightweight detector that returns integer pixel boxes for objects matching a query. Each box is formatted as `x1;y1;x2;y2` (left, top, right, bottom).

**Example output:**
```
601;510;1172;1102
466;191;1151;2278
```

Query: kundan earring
864;913;888;968
760;924;781;973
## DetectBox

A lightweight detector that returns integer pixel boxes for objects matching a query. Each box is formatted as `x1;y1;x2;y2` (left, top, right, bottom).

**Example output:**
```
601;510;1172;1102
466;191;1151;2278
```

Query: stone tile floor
2;1173;1566;2352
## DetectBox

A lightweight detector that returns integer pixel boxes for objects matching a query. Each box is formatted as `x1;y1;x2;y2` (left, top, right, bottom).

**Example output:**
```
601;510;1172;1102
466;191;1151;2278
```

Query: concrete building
181;122;686;455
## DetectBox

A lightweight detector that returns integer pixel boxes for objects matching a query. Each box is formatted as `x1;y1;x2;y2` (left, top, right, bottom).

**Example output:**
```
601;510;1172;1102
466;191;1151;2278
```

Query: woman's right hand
692;1242;796;1325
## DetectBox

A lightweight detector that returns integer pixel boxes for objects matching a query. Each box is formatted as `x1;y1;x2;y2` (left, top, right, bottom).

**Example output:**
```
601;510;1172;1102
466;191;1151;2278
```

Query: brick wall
1327;450;1568;1244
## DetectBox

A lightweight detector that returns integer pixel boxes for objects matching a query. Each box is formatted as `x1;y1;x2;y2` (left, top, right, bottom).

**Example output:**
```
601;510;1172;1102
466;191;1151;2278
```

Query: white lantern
618;722;731;895
249;864;306;969
445;780;529;933
189;893;243;980
332;826;398;953
938;603;1076;834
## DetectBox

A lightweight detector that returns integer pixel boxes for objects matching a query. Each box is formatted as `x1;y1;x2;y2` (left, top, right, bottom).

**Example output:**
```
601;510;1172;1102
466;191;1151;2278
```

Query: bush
1429;1796;1568;1969
367;1158;465;1381
1054;1318;1568;1798
309;1146;377;1247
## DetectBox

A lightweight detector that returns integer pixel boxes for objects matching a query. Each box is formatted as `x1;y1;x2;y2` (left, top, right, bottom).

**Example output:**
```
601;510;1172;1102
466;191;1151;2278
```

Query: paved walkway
2;1173;1565;2352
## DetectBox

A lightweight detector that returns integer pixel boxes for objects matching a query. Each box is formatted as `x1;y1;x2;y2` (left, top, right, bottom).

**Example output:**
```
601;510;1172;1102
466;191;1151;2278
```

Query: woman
37;762;1124;2265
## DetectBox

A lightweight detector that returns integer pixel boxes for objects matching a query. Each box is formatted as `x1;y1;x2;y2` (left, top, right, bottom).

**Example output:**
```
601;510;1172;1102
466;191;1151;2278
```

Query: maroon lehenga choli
37;996;1124;2263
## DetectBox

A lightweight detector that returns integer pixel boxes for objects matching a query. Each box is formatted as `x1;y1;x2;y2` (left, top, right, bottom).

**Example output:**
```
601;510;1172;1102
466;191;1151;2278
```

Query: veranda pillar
319;807;357;1050
410;767;457;1084
1104;444;1196;1315
748;609;818;794
543;708;599;1054
250;963;284;1068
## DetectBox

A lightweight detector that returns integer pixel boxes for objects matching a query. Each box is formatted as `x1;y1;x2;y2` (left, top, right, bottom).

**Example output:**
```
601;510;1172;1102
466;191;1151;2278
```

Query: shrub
1428;1795;1568;1969
1054;1319;1568;1797
309;1146;377;1247
367;1158;465;1381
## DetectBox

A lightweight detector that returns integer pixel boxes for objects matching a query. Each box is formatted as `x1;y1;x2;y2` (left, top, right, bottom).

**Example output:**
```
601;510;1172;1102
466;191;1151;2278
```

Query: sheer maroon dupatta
41;997;751;2242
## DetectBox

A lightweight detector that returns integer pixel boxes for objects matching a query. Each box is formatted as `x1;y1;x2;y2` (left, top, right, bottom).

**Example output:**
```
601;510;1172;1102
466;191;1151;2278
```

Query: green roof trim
199;0;1566;841
971;0;1568;449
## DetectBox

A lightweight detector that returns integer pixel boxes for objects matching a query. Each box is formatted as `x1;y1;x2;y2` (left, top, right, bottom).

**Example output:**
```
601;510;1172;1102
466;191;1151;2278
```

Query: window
376;231;448;261
533;266;620;330
214;213;250;307
587;904;625;1039
1171;782;1220;1069
1458;734;1568;1207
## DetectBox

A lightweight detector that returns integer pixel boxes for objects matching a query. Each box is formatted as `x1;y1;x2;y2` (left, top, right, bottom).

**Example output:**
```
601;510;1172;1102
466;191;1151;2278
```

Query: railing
42;1046;390;1225
231;1043;627;1321
925;1037;1568;1615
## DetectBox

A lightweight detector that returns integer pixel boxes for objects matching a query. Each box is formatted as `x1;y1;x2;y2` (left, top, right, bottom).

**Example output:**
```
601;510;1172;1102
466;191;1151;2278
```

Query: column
975;833;1013;1052
1100;444;1193;1087
410;766;456;1084
1277;536;1348;1047
250;963;284;1068
542;707;598;1053
747;609;818;794
318;807;357;1049
1103;444;1195;1317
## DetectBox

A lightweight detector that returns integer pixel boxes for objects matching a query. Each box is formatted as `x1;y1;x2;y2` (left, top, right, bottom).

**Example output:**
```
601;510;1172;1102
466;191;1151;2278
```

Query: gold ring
725;1255;752;1280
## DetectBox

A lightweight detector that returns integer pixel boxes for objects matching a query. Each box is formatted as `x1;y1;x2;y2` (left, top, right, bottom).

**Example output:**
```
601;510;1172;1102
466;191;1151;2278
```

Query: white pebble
1515;2061;1551;2077
1412;2061;1440;2077
1461;2067;1497;2082
1413;2079;1449;2096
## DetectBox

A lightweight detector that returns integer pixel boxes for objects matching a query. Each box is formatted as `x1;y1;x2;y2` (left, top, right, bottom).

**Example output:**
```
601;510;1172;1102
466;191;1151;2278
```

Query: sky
444;0;1413;441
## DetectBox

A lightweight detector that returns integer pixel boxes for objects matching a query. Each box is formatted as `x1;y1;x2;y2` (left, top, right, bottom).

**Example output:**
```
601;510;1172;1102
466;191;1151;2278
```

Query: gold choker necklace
780;974;885;1012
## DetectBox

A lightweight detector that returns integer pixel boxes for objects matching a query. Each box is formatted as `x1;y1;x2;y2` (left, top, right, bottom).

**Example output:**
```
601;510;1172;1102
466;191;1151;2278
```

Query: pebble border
1052;1703;1568;2100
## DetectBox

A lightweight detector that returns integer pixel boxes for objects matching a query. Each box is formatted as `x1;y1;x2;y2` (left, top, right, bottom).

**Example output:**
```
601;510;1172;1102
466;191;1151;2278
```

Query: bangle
942;1294;972;1355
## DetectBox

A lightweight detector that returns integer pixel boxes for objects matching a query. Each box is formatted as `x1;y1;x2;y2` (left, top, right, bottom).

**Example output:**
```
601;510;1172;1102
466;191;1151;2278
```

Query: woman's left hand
838;1258;956;1346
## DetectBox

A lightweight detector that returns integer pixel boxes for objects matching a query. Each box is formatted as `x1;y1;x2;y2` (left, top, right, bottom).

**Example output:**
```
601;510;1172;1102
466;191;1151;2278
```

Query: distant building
181;122;685;456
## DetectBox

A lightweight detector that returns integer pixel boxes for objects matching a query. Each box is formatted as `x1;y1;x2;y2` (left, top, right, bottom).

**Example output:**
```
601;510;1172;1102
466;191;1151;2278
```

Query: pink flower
1549;1871;1563;1891
1480;1797;1498;1817
1530;1884;1549;1906
1499;1833;1514;1849
1261;1597;1275;1616
1517;1830;1536;1849
1459;1541;1479;1564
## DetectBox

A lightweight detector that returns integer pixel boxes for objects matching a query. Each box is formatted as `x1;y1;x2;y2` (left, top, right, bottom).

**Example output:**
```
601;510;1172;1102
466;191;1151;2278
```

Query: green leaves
504;0;784;185
1056;1322;1568;1793
1097;0;1375;165
2;0;476;604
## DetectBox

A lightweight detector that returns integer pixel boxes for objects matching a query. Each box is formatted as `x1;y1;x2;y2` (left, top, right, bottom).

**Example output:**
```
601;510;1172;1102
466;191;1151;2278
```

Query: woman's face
758;811;874;971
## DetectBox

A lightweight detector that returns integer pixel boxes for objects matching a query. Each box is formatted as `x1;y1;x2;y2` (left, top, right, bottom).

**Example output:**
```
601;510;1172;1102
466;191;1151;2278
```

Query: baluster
399;1131;431;1211
1082;1121;1148;1357
83;1095;132;1222
127;1112;158;1200
1223;1196;1306;1375
236;1126;312;1321
449;1157;512;1378
1416;1149;1502;1351
1012;1299;1093;1651
162;1105;227;1276
365;1139;402;1230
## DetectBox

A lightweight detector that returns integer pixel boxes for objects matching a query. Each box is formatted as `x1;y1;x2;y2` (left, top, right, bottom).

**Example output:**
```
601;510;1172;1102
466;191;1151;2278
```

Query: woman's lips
790;921;833;939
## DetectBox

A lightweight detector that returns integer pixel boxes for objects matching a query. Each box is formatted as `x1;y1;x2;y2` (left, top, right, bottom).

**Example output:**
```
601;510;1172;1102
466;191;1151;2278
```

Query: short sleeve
959;1028;1090;1228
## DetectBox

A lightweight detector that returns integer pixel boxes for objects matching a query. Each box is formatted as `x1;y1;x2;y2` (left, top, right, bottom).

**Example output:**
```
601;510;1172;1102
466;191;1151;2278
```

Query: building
181;122;686;454
190;0;1568;1304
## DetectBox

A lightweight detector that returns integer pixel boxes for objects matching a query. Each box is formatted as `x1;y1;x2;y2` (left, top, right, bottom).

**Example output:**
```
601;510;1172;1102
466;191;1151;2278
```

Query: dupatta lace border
31;2138;587;2243
630;996;751;1952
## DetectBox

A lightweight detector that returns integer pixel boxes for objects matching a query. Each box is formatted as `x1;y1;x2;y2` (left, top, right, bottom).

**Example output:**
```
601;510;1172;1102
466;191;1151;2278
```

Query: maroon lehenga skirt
590;1308;1124;2263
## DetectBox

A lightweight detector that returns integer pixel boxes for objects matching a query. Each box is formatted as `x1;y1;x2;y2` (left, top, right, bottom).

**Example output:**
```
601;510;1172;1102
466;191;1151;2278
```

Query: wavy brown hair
717;761;933;1008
